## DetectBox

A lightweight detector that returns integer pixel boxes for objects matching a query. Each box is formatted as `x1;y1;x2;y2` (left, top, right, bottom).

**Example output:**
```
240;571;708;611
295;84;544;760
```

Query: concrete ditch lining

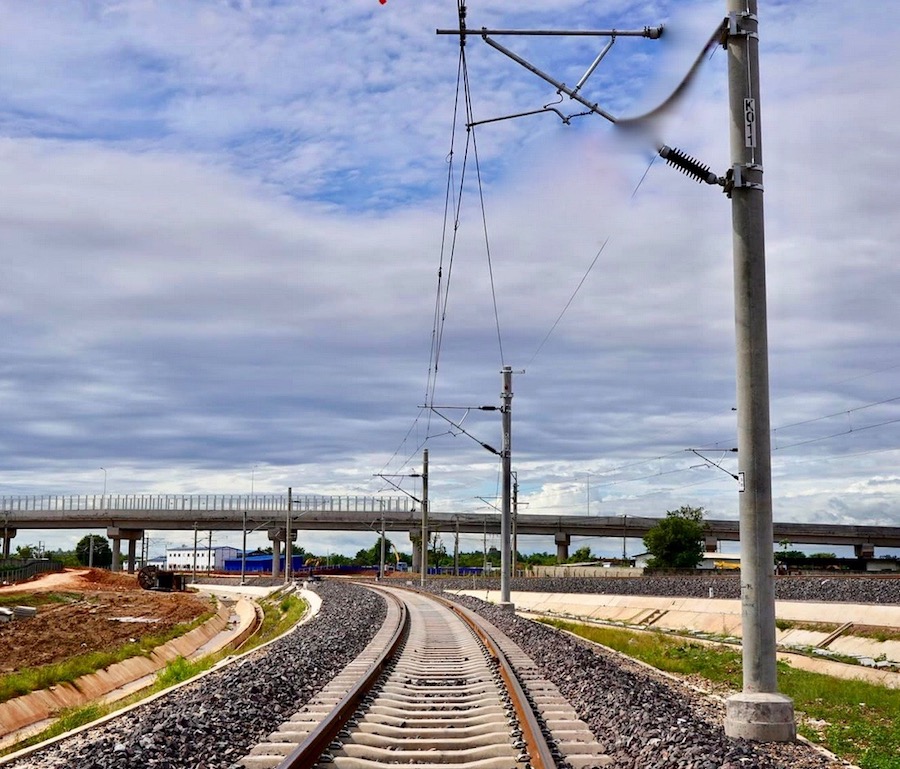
0;597;252;743
453;590;900;689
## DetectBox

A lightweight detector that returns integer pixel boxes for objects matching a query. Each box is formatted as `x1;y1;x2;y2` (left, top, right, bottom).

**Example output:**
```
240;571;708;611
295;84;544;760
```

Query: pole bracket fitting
723;12;759;45
724;163;764;198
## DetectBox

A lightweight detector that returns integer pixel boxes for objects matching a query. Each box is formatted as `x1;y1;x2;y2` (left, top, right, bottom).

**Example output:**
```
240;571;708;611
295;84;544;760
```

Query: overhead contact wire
463;63;505;365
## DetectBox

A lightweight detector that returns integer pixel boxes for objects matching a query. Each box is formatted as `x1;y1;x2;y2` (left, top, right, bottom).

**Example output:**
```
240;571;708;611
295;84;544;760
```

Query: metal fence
0;558;64;586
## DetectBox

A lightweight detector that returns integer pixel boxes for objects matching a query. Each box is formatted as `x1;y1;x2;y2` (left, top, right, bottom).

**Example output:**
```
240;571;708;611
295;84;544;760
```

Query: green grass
154;654;215;688
242;590;308;651
542;619;900;769
42;703;109;738
0;592;80;608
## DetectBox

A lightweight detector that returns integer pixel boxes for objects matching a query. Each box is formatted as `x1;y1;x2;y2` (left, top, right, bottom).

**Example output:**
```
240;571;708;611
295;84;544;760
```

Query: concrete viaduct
3;493;899;573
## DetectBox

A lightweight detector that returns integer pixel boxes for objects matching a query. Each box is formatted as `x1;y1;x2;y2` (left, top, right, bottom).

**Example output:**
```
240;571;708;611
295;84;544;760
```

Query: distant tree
13;544;37;560
643;506;706;568
48;549;80;568
567;545;593;564
354;536;394;567
775;550;807;563
523;552;557;567
457;551;485;568
809;552;837;560
75;535;113;568
429;533;449;568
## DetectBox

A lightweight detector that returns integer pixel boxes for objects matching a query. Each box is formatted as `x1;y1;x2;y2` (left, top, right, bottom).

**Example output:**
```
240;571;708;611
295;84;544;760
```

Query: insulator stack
659;145;720;185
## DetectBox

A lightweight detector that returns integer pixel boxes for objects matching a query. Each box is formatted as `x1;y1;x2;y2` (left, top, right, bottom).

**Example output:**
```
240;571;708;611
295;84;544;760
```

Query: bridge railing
0;494;412;514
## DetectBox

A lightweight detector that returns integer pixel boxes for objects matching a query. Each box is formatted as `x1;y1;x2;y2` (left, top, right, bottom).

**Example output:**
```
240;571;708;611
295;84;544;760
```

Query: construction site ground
0;569;212;675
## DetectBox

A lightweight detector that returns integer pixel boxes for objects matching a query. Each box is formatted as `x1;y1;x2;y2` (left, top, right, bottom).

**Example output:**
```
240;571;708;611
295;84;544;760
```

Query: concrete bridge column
270;534;282;579
268;529;297;578
409;533;422;574
705;535;719;553
2;528;15;559
107;528;143;573
555;532;570;563
127;538;138;574
854;543;875;558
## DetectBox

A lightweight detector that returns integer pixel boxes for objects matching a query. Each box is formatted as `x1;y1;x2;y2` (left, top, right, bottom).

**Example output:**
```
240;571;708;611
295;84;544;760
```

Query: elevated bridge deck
3;494;899;553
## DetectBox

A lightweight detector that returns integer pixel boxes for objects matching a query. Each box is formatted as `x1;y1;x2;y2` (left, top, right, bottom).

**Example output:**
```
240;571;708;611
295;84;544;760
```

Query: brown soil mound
0;569;212;675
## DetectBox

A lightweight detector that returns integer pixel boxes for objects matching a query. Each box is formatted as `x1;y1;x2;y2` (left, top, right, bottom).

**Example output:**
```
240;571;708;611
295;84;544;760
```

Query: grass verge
240;590;308;652
542;619;900;769
0;655;215;756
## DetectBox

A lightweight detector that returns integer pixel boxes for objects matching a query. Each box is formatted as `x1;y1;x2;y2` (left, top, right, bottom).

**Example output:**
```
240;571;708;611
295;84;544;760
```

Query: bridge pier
2;527;15;559
268;528;297;579
854;542;875;558
107;528;143;573
705;535;720;553
409;533;422;574
555;532;570;563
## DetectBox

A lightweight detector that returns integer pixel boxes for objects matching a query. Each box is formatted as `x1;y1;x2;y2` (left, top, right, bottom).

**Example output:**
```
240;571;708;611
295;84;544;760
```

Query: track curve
239;586;609;769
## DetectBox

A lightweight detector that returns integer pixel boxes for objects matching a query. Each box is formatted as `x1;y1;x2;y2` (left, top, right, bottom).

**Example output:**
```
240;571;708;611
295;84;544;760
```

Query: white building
165;545;240;572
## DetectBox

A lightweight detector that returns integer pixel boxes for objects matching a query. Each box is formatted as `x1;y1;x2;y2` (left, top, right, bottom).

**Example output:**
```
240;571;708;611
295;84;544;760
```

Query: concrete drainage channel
0;583;316;759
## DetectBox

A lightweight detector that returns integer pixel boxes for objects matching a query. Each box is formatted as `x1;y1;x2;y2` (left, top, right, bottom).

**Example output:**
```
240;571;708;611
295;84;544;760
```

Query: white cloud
1;1;898;558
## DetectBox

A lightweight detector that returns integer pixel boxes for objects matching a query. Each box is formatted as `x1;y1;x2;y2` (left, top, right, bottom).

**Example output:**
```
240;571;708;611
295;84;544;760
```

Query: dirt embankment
0;569;212;674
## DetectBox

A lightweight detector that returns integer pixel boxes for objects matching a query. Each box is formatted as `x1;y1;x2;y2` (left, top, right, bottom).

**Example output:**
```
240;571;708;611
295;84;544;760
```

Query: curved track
240;587;609;769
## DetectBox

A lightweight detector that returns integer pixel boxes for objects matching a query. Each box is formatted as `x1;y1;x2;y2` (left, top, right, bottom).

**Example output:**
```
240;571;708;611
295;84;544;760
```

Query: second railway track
239;586;609;769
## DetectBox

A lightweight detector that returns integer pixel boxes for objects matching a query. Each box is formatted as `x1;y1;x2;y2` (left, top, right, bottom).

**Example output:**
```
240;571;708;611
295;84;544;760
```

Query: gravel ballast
434;574;900;605
446;591;848;769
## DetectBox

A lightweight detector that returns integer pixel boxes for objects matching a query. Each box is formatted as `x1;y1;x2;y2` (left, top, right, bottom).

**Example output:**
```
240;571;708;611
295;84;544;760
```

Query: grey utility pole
379;512;386;580
512;472;518;579
420;448;429;587
285;488;292;584
499;366;514;610
722;0;795;741
437;0;793;743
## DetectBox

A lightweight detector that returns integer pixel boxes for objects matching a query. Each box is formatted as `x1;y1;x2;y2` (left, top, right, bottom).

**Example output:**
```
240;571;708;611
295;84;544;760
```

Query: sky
1;1;898;560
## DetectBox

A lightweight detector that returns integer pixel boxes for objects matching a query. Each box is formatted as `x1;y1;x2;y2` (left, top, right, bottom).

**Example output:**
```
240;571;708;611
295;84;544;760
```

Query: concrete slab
451;589;900;688
188;582;285;599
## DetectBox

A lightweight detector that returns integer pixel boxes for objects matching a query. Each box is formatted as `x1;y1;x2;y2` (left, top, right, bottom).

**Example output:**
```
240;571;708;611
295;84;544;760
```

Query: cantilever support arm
481;34;618;123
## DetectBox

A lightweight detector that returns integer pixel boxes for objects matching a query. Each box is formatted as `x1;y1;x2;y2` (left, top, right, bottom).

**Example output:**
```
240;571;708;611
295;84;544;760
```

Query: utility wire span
526;236;611;367
426;42;469;417
381;7;473;486
773;416;900;453
427;2;506;407
773;395;900;433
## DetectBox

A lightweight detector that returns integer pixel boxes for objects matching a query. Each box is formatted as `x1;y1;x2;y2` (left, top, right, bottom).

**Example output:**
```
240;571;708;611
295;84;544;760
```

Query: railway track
239;586;609;769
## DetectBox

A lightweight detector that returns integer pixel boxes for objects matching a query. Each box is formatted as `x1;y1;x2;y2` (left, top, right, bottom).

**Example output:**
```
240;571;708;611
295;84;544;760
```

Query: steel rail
272;587;556;769
275;590;409;769
434;595;558;769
